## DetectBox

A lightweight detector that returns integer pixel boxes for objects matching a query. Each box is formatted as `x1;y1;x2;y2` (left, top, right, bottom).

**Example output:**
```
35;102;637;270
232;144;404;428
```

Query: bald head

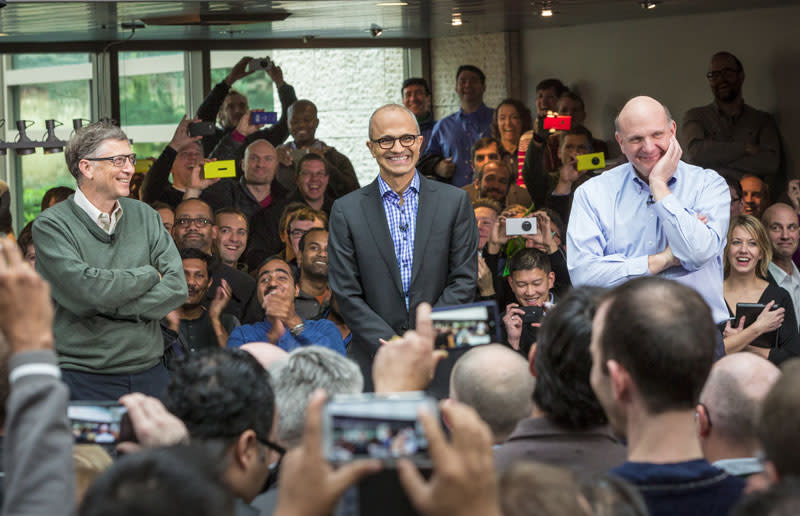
762;202;795;227
368;103;420;140
243;139;278;186
614;96;673;133
700;353;780;448
240;342;289;370
450;345;534;443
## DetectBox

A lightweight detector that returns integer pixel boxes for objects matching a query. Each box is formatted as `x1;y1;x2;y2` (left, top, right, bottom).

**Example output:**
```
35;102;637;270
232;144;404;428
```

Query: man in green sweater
32;121;187;401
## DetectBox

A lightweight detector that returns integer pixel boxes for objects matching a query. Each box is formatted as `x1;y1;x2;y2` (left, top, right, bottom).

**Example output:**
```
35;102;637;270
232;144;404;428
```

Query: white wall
521;5;800;175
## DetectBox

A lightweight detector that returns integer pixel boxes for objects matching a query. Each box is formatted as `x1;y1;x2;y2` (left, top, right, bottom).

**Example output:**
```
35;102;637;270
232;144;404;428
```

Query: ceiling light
376;2;408;5
540;8;553;16
539;2;554;16
639;1;657;9
451;12;462;26
0;33;8;37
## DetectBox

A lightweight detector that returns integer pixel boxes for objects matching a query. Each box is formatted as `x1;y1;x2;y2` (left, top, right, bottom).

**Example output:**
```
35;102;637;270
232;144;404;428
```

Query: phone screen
68;403;128;445
430;302;499;350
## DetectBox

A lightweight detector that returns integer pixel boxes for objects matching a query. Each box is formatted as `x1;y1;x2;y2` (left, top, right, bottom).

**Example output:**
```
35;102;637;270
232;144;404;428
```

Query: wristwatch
290;322;305;336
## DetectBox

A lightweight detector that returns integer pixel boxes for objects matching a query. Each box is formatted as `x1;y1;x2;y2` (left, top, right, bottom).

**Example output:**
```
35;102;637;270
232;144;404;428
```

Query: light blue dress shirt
567;160;730;323
378;172;420;309
426;104;494;187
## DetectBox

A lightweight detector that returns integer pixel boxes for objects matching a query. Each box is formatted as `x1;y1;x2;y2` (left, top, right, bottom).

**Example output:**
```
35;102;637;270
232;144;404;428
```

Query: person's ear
696;403;711;438
607;360;631;403
548;271;555;289
78;159;95;182
528;343;537;377
614;132;623;148
211;225;218;240
294;282;300;298
234;430;259;470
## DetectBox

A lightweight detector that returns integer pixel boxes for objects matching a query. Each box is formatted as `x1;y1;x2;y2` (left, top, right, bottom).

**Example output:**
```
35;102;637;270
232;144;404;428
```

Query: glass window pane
209;51;274;114
8;54;92;224
119;51;185;163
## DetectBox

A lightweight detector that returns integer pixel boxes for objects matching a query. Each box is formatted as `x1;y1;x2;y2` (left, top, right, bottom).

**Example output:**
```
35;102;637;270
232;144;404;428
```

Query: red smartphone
543;115;572;131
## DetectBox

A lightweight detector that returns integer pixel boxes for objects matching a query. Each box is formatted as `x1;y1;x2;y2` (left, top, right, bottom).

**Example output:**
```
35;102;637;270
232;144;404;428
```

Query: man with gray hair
696;353;781;478
269;345;363;448
449;345;533;444
33;120;187;400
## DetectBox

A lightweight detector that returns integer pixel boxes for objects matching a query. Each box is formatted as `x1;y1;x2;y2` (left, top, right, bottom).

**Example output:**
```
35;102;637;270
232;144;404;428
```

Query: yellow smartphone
133;158;154;174
203;160;237;179
576;152;606;171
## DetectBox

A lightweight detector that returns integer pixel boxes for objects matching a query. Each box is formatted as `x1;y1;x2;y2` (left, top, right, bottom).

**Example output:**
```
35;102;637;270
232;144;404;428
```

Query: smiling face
727;225;762;276
289;102;320;148
183;257;212;306
496;104;522;146
455;69;485;105
615;98;676;179
172;142;202;187
288;218;325;260
297;158;329;203
402;83;431;118
257;258;297;307
367;106;422;181
741;175;765;217
80;139;135;202
535;87;559;116
477;161;511;203
709;53;744;104
173;200;217;254
215;212;248;267
507;267;554;307
299;229;329;280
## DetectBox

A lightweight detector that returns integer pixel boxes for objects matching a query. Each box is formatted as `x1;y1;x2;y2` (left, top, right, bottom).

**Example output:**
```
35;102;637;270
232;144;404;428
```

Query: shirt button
648;241;654;246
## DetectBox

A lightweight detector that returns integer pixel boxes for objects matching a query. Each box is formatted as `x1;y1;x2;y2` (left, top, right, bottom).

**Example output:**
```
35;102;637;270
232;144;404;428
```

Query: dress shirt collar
629;163;679;193
378;171;420;199
768;260;800;284
74;186;123;234
456;103;490;120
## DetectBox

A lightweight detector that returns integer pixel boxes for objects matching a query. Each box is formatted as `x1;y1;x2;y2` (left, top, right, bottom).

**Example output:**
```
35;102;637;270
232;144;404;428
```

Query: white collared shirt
769;260;800;329
73;187;123;234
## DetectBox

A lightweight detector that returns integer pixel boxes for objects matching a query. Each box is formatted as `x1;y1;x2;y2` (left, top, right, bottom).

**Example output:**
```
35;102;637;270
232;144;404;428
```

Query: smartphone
322;393;437;466
519;305;546;357
430;301;500;350
133;157;154;174
543;115;571;131
203;160;237;179
251;111;278;125
735;303;779;348
68;402;136;446
576;152;606;171
506;217;537;236
189;121;216;137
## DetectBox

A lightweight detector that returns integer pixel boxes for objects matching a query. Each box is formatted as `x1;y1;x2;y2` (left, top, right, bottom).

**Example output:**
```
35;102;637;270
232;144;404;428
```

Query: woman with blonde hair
722;214;800;363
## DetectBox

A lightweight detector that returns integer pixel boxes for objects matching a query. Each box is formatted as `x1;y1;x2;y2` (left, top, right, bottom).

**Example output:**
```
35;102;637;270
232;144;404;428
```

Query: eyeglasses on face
175;217;213;228
370;134;420;150
84;154;137;168
706;68;739;80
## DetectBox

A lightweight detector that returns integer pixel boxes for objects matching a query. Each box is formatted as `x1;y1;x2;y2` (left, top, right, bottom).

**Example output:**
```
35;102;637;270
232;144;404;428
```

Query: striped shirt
378;172;420;309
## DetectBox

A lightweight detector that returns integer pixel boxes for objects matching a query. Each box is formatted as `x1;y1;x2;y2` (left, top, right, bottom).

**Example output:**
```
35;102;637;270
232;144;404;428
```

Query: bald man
567;95;730;329
697;353;780;478
449;345;534;444
763;202;800;326
195;138;288;221
274;99;360;199
329;103;478;391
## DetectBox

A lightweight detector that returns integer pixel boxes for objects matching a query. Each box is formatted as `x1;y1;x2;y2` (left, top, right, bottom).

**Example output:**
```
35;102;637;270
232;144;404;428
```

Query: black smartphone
68;401;136;447
322;393;437;467
188;121;215;137
519;305;546;357
735;302;779;349
430;301;500;350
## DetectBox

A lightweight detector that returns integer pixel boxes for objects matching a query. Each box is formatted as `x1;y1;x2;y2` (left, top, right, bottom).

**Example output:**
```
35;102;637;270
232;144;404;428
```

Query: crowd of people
0;49;799;516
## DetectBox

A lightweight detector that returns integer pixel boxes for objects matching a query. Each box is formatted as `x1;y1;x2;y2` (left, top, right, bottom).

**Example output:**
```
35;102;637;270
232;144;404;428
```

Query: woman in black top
723;214;800;364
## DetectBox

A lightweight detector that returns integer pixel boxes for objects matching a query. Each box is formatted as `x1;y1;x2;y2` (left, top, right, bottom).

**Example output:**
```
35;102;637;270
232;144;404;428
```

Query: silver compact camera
506;217;537;236
246;57;272;72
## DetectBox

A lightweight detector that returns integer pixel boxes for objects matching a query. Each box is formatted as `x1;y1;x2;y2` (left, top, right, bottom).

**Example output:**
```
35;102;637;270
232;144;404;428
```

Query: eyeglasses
370;134;420;150
175;217;213;228
290;228;310;239
84;154;137;167
258;437;286;456
706;68;739;80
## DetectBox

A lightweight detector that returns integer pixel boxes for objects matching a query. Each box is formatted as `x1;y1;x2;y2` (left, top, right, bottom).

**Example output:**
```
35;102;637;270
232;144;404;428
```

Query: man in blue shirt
424;65;494;187
590;277;744;516
401;78;436;154
567;95;730;326
227;256;345;355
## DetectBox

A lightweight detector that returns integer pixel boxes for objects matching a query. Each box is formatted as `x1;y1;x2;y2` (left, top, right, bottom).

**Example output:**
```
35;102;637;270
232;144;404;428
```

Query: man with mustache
682;51;782;193
162;248;240;354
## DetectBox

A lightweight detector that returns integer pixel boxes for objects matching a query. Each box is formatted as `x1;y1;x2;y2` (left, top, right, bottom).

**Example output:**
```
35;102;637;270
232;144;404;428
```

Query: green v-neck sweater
32;195;187;374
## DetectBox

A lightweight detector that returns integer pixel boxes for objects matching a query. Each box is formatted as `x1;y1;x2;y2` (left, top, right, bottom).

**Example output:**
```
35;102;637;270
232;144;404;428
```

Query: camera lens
592;157;600;165
522;221;532;231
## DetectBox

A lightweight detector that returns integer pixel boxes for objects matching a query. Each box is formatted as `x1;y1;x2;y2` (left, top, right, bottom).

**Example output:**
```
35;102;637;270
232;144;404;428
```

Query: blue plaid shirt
378;172;420;309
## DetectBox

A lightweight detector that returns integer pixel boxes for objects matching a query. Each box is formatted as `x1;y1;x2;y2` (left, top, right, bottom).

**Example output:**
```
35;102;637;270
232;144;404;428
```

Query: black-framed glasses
706;68;739;81
370;134;420;150
175;217;213;228
84;153;137;167
258;437;287;457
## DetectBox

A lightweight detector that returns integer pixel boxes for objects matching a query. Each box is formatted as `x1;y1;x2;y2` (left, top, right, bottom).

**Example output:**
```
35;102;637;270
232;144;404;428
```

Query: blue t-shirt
612;459;745;516
227;318;346;356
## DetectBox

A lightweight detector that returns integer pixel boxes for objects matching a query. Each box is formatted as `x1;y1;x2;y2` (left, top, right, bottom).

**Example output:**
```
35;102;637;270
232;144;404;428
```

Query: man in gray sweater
32;121;187;401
